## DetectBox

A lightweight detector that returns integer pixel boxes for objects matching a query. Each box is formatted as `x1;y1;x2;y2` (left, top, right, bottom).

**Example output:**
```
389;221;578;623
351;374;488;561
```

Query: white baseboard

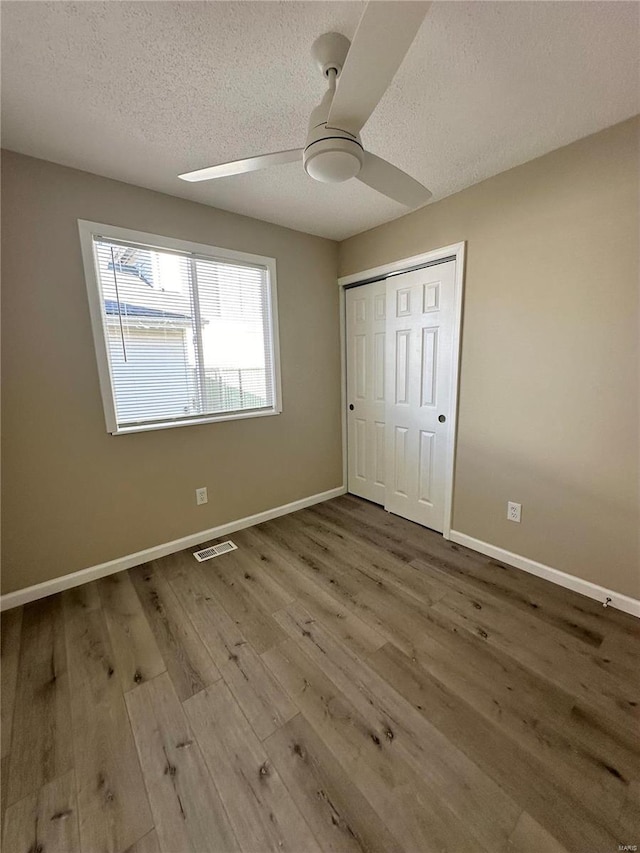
0;485;346;612
449;531;640;619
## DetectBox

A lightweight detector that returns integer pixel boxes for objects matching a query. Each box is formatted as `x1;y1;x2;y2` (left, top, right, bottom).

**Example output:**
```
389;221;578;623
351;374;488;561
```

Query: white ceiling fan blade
327;1;430;136
179;149;302;182
357;152;432;208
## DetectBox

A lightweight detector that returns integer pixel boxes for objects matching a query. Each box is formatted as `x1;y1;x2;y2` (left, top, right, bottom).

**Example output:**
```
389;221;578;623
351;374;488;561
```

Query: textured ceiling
2;1;639;241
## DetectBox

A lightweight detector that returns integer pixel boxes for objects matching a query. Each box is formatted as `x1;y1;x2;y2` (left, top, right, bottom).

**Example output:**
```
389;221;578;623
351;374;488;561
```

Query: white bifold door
346;279;387;505
346;259;457;533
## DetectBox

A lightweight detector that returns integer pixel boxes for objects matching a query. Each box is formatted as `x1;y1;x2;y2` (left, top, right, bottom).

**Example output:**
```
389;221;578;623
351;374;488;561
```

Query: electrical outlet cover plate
507;501;521;523
196;487;208;505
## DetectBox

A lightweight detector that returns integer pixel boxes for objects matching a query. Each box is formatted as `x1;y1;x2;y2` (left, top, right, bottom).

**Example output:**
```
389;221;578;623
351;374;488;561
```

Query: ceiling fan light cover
303;138;364;184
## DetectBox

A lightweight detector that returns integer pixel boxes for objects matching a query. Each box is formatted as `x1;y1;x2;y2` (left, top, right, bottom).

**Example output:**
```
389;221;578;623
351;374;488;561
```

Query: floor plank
619;782;640;846
221;646;298;741
1;756;9;827
6;596;73;807
2;770;79;853
274;600;523;853
252;517;444;657
125;671;239;853
63;583;153;853
432;587;638;732
192;544;287;653
264;712;404;853
184;679;322;853
165;556;297;740
507;811;571;853
206;543;296;614
98;572;166;692
1;607;22;760
124;829;161;853
261;638;483;853
130;561;219;701
295;506;450;607
367;641;625;851
262;637;413;791
161;552;245;667
237;526;386;658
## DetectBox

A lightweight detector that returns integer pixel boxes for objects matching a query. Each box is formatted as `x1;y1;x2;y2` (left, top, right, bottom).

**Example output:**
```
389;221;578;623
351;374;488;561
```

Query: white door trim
338;242;466;539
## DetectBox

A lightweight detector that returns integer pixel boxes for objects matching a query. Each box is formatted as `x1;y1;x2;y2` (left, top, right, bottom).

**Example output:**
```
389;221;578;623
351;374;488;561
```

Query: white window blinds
81;225;280;434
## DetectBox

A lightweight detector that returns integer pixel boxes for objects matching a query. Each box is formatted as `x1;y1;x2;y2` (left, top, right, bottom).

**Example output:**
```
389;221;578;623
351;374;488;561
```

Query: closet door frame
338;241;466;540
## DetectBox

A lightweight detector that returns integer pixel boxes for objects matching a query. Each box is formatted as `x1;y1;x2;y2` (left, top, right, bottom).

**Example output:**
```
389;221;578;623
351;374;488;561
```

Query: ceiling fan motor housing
304;127;364;184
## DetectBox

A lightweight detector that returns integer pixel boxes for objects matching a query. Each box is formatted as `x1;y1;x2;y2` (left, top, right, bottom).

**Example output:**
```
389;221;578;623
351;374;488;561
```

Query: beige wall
340;117;640;599
1;151;342;594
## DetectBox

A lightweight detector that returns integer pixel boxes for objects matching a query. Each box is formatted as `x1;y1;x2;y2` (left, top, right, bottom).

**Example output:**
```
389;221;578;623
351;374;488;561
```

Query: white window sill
110;406;281;435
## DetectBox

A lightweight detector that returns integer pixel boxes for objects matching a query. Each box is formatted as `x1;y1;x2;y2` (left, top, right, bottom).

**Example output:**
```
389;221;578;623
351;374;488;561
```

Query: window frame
78;220;282;435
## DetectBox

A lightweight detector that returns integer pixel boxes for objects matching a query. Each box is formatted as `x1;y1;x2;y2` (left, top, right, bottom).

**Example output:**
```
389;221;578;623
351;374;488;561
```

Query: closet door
384;260;456;532
345;280;387;504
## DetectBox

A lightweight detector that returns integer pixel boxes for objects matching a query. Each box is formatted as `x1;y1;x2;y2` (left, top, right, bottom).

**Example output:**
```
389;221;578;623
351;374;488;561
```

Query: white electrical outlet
507;501;521;523
196;487;208;506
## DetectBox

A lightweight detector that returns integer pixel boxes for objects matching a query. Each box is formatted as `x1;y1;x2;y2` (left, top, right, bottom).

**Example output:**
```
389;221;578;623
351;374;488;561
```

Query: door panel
346;280;387;504
374;421;386;486
418;429;435;503
420;327;438;406
384;260;456;532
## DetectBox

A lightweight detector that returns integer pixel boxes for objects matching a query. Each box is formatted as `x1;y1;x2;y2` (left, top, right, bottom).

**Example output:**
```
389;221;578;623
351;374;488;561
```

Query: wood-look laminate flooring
2;494;639;853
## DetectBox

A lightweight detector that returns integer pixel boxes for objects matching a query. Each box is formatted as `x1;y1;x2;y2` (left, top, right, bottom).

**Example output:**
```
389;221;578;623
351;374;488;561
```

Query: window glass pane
92;237;274;430
195;257;270;414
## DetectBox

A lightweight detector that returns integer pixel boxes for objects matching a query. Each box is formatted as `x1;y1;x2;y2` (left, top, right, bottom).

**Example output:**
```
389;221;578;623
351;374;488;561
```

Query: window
79;221;281;434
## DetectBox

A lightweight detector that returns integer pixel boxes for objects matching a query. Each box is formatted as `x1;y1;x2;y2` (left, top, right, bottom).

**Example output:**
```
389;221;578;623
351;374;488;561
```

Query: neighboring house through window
79;221;281;434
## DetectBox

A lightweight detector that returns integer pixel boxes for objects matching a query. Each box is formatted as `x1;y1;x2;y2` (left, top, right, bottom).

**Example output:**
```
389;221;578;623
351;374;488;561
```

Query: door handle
438;414;446;423
349;404;354;411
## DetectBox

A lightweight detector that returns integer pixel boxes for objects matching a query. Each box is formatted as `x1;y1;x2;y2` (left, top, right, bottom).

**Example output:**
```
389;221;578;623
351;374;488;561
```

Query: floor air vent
193;540;238;562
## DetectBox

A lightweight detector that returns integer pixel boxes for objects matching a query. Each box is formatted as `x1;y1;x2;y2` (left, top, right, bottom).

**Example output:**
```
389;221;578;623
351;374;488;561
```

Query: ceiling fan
179;1;432;209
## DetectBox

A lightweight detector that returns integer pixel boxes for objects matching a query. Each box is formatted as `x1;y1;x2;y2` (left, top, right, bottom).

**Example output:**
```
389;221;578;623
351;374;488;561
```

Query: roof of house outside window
104;298;191;321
